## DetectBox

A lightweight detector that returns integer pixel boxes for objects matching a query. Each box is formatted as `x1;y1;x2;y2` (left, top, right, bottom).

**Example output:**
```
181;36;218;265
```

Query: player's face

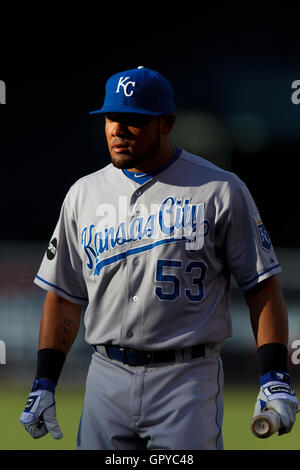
105;113;161;170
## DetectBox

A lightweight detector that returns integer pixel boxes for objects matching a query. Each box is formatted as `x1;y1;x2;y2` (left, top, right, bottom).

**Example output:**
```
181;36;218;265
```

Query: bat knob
251;409;281;438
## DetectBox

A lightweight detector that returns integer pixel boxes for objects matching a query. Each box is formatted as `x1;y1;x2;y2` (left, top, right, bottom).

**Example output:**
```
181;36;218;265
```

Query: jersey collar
122;148;181;185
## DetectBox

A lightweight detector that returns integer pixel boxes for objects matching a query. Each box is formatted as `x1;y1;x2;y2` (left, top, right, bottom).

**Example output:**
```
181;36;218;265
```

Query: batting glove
19;378;63;439
253;371;299;435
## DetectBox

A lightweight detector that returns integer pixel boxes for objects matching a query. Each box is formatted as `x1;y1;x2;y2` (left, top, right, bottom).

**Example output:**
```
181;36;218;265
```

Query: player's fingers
43;407;63;439
253;391;267;417
279;405;295;434
25;421;48;439
267;400;296;434
46;420;63;439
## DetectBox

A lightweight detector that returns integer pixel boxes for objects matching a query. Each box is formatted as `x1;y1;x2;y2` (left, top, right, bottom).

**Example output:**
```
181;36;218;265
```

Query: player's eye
105;113;154;128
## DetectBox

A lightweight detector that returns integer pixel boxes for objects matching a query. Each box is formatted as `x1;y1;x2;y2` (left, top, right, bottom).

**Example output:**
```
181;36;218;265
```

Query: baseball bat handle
250;409;281;438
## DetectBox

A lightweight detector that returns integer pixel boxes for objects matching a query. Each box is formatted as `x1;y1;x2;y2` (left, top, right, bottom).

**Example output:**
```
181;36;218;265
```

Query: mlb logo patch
254;214;272;251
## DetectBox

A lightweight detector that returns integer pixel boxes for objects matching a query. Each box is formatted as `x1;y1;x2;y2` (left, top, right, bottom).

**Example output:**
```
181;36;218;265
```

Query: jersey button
133;258;140;266
135;190;142;197
126;330;134;338
132;295;139;302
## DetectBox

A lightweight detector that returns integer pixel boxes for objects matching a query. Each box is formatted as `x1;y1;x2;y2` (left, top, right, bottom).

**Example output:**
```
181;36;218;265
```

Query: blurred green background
1;384;300;450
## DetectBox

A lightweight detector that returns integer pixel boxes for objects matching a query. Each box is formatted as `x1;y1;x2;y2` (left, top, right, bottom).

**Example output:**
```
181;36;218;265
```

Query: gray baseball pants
77;344;224;450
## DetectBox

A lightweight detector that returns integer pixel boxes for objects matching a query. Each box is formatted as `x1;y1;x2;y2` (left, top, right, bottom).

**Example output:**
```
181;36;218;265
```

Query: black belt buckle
127;350;152;366
108;347;152;366
191;344;206;359
152;349;175;364
102;344;205;366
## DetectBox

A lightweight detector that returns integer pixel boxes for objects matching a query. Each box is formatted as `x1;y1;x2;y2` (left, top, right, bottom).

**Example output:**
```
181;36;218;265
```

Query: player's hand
253;371;298;435
19;378;63;439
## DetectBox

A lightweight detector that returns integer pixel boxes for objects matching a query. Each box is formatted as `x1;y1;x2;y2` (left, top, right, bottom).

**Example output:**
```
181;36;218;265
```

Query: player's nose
111;121;130;138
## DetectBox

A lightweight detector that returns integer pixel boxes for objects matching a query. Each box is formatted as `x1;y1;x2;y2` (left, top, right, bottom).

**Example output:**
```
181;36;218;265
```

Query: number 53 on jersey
155;259;207;302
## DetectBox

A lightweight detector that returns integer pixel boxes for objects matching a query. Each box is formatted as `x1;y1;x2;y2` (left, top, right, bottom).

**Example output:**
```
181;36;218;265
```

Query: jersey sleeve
34;192;89;305
221;180;281;290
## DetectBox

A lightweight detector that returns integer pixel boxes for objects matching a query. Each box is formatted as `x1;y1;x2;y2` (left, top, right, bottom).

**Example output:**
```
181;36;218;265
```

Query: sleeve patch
46;238;57;260
254;214;272;251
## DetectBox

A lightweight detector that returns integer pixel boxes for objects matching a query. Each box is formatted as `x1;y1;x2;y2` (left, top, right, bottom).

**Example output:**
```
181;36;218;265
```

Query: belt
93;344;206;366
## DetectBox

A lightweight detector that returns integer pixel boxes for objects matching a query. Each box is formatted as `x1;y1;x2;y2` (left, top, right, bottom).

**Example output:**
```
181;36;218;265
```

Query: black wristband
35;348;66;385
257;342;288;375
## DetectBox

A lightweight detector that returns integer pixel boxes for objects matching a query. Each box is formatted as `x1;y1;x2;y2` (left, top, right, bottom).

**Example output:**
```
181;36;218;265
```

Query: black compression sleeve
35;348;66;385
257;343;288;375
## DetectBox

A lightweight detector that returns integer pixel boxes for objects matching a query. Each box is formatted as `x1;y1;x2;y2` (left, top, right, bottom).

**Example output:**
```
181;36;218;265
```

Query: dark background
0;6;299;246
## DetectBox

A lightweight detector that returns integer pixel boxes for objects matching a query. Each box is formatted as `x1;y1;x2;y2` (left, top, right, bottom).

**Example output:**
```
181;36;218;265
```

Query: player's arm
38;291;83;354
19;292;83;439
244;274;298;436
35;291;83;385
244;273;288;349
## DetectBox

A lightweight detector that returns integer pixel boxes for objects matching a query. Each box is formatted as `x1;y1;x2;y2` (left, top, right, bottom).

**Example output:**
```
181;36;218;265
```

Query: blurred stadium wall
1;240;300;387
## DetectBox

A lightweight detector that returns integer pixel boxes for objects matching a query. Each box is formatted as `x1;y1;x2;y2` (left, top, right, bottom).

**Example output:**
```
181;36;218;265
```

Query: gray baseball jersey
34;149;281;349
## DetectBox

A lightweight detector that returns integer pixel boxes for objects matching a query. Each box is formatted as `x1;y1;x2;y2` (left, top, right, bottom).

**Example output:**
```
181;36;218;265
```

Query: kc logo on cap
89;65;174;116
116;77;136;97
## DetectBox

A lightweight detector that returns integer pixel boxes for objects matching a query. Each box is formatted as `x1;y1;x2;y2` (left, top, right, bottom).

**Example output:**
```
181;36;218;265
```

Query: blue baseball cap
89;66;175;116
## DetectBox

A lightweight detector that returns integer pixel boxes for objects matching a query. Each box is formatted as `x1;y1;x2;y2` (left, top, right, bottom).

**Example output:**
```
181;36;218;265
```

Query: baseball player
20;66;298;450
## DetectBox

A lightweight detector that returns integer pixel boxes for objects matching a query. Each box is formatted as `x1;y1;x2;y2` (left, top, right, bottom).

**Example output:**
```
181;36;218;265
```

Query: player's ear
160;113;176;135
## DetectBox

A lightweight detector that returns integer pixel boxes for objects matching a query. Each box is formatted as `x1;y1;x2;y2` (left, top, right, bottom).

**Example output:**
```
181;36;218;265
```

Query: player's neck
127;142;175;174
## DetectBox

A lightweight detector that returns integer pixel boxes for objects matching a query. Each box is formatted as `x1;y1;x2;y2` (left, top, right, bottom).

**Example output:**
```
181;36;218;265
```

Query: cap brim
89;105;162;116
